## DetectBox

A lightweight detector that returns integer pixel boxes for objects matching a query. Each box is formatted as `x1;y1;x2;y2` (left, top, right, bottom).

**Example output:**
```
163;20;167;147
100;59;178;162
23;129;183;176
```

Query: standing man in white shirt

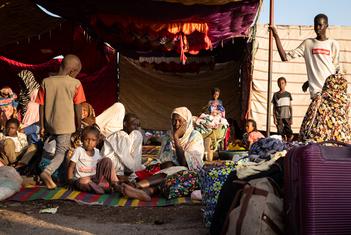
270;14;340;98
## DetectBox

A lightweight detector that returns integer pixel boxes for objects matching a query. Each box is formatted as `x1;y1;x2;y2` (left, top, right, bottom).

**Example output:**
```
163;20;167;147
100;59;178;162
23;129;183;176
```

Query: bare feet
40;171;57;189
122;183;151;201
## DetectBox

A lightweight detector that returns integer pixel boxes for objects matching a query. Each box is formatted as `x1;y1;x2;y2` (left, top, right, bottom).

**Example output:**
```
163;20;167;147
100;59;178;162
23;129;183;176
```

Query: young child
0;86;18;120
67;126;150;201
208;87;225;118
81;102;96;128
272;77;293;141
243;119;264;149
36;55;86;189
0;118;37;168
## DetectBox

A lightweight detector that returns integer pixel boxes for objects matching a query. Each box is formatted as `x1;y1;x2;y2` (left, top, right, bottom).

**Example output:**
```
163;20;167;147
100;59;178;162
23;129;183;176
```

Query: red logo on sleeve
312;48;330;55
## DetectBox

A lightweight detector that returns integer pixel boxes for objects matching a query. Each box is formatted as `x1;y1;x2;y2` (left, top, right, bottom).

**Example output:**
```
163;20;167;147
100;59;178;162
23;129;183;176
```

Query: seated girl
81;102;96;128
0;86;18;124
136;107;204;193
101;113;144;176
67;126;150;201
0;118;37;168
243;119;265;149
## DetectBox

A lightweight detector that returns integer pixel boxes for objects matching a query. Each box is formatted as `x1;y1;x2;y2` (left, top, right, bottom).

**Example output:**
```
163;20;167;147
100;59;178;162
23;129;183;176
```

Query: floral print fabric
159;170;199;199
299;74;351;143
198;161;236;227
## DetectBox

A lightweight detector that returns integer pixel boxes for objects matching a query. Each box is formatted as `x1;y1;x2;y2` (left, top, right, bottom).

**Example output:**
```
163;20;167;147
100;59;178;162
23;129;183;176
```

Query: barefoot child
67;126;150;201
36;54;86;189
272;77;293;141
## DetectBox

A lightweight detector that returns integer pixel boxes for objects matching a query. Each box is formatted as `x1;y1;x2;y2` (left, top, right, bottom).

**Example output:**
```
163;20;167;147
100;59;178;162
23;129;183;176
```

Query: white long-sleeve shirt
101;130;144;175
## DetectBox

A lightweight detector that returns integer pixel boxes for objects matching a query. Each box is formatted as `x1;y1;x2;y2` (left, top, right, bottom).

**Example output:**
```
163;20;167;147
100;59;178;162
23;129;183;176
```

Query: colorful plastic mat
8;186;198;207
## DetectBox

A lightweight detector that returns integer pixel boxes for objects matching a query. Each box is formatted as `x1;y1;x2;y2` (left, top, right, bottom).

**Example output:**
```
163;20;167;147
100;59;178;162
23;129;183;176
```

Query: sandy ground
0;200;208;235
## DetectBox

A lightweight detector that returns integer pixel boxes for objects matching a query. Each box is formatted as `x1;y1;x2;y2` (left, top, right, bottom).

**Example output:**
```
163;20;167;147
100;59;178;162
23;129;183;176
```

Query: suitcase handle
318;140;351;147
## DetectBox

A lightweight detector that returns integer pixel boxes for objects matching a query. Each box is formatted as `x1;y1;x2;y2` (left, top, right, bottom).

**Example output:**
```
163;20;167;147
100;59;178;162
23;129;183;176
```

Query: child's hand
173;123;186;140
39;127;45;138
268;25;278;36
302;81;309;92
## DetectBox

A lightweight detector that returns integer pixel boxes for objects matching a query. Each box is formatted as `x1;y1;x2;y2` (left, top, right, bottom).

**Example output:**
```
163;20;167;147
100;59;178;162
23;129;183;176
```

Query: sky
258;0;351;26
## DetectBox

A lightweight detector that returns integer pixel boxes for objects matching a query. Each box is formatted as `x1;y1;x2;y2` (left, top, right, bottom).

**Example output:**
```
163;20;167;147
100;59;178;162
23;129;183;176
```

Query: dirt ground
0;200;208;235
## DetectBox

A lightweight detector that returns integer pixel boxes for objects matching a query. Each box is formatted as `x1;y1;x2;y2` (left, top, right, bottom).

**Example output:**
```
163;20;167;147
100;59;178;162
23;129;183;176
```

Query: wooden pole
116;51;120;102
266;0;274;136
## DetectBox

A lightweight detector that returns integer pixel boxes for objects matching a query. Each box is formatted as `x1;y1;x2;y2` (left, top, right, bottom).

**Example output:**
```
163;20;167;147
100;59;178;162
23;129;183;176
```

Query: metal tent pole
266;0;274;136
116;51;120;102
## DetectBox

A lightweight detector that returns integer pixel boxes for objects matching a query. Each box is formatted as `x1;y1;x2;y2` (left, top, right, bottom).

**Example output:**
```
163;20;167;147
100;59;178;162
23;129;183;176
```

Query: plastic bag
0;166;23;201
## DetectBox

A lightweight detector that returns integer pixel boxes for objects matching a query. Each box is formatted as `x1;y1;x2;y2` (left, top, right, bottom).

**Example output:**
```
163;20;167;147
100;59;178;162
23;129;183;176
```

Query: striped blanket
9;186;198;207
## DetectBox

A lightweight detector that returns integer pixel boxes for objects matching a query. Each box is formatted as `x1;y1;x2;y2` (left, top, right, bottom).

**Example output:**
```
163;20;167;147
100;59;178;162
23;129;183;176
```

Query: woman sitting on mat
136;107;204;192
67;126;150;201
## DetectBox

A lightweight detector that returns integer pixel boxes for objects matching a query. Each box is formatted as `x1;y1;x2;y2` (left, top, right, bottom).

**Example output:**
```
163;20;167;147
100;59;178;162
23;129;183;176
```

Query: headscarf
159;106;204;171
81;102;96;127
17;70;40;117
171;107;194;147
96;102;125;137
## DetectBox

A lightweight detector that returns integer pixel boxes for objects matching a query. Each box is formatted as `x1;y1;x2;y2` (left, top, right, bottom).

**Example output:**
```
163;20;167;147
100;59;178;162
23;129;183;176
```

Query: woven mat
8;186;198;207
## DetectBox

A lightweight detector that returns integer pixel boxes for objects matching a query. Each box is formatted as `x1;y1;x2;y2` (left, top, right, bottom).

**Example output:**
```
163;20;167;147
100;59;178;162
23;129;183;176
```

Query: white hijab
171;107;194;147
96;102;125;137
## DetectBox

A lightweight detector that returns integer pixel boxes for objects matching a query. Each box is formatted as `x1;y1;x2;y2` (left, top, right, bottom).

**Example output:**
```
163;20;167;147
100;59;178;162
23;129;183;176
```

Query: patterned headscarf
17;70;40;117
171;107;194;147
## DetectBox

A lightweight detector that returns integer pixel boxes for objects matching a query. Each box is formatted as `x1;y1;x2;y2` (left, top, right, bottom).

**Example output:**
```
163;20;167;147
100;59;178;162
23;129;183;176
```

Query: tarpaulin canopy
250;24;351;133
34;0;261;62
0;0;63;48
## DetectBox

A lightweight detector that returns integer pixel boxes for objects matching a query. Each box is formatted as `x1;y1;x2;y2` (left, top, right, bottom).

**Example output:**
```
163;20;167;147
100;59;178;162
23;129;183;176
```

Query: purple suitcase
285;142;351;235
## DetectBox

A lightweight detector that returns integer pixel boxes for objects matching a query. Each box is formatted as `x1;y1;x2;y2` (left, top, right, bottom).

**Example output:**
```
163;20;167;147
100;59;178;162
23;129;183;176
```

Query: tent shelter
1;0;263;130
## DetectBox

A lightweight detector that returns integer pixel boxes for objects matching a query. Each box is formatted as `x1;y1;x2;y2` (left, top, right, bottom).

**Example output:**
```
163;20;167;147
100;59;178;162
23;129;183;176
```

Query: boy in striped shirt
272;77;293;141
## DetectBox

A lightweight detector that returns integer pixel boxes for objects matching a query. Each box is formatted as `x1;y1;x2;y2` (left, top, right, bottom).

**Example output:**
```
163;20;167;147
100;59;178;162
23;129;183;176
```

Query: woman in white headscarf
135;107;204;195
159;107;204;171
